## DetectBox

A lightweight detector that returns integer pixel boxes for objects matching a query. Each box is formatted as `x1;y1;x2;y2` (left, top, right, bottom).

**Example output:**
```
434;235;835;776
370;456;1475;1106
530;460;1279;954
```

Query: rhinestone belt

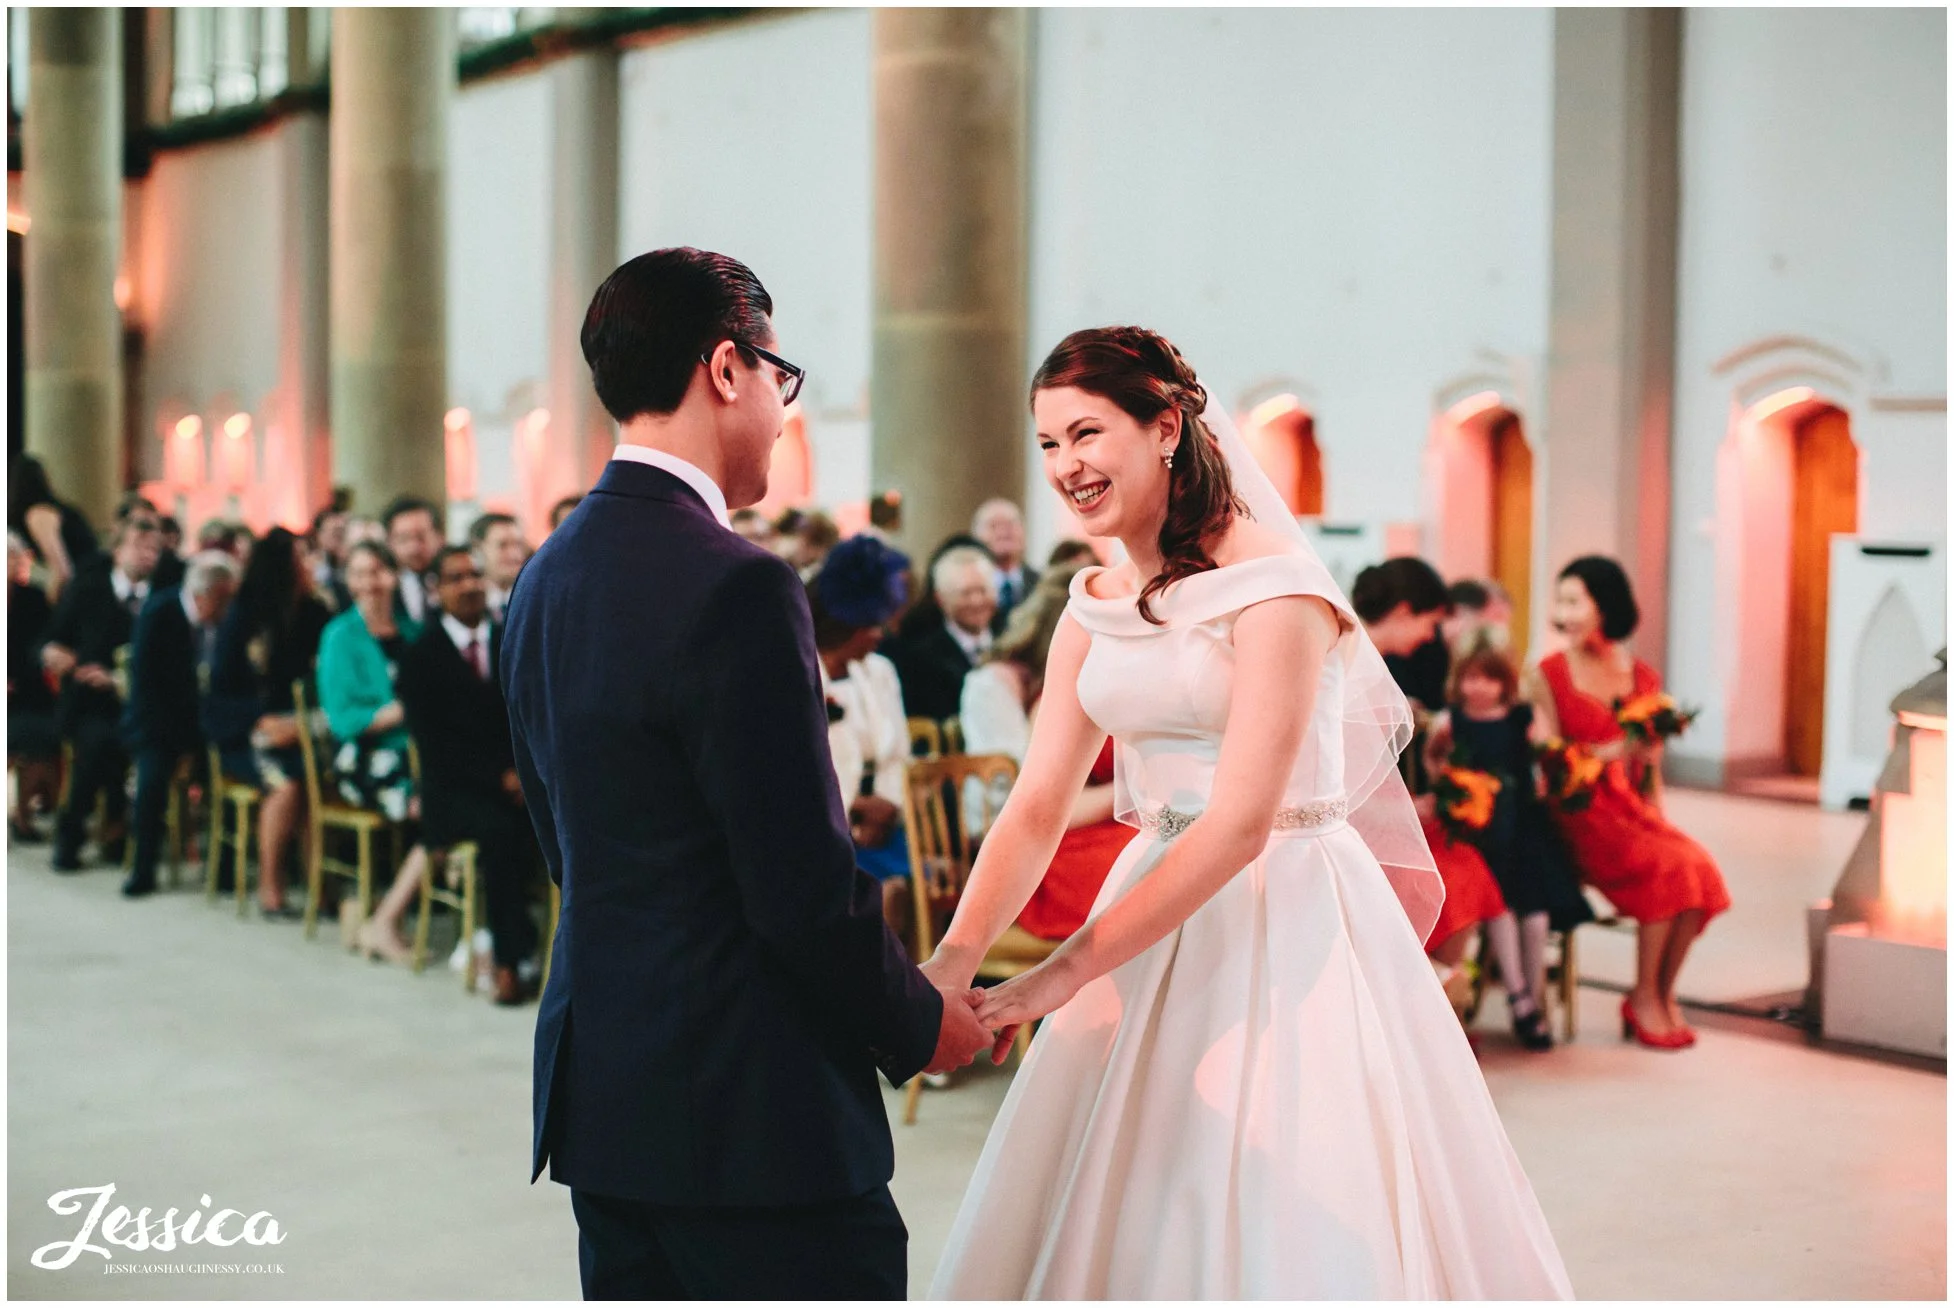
1136;797;1349;840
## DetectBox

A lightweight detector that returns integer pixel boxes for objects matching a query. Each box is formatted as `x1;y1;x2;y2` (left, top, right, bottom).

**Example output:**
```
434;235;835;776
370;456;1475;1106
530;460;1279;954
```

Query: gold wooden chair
906;717;943;759
412;841;482;990
941;718;965;755
292;680;400;941
899;752;1052;1124
1467;923;1582;1043
204;743;261;917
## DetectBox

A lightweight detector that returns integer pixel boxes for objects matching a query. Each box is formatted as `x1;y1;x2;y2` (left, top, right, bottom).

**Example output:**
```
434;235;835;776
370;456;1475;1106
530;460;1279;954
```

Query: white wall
1667;7;1948;769
137;129;284;446
618;9;875;513
1025;7;1556;558
446;71;551;509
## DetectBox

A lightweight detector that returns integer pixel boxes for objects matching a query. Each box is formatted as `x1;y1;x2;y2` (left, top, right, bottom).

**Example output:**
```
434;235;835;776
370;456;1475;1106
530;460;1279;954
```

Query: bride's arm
974;595;1337;1030
922;615;1106;989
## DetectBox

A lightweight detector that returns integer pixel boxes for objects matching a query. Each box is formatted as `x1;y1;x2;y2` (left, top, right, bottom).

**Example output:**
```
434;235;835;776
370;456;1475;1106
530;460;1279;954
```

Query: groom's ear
703;340;741;403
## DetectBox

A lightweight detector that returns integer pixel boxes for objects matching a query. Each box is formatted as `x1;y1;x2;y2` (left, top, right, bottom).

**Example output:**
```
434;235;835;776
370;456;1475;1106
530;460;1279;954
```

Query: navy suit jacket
121;588;205;756
500;459;943;1208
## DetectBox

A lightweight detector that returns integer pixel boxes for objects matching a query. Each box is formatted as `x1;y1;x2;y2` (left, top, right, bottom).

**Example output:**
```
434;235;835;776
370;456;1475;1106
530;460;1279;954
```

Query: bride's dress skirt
930;824;1574;1300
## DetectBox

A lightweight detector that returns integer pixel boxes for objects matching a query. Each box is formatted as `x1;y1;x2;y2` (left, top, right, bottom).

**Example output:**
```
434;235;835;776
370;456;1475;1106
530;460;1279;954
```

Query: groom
501;248;995;1299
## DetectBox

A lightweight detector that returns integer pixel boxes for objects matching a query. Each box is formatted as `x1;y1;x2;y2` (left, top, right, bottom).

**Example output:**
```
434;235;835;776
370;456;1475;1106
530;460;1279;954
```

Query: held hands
973;955;1082;1058
848;794;900;848
924;986;995;1076
70;663;115;690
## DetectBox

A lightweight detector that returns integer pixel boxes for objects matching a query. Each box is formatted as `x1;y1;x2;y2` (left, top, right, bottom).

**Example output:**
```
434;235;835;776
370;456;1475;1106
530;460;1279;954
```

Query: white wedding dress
930;553;1574;1300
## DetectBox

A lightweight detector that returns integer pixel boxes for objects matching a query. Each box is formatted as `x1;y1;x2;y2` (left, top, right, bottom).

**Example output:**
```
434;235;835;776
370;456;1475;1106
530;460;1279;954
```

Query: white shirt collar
441;612;487;653
111;568;149;606
180;587;202;628
946;616;991;662
610;444;732;529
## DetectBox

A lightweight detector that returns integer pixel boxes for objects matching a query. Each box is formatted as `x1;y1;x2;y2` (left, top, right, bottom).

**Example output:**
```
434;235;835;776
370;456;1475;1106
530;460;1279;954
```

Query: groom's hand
923;987;992;1076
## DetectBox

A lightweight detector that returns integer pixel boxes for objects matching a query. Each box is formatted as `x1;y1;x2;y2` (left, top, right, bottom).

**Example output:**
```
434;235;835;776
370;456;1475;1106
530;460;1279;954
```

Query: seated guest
203;526;333;918
467;512;531;623
1046;538;1100;571
116;497;182;592
311;503;353;611
1356;556;1452;716
728;507;777;551
382;495;444;626
547;494;583;533
804;536;915;930
1355;557;1505;1008
1444;577;1514;650
972;498;1038;631
316;542;422;824
785;510;841;577
8;533;61;841
42;518;161;871
318;541;433;962
196;518;247;563
959;564;1126;940
119;550;240;897
889;544;999;723
1528;555;1730;1050
398;545;543;1005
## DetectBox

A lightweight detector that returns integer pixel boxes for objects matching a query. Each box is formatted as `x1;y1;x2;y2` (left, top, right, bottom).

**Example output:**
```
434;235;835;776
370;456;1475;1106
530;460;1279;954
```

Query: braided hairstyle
1031;326;1247;625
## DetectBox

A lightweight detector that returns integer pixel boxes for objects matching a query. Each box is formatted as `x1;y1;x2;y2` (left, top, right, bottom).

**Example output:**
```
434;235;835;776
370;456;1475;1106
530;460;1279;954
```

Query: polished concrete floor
7;791;1944;1300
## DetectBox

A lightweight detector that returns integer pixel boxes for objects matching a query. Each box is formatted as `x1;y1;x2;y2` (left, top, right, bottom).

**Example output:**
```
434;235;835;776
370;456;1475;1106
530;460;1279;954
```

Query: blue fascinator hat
815;534;912;629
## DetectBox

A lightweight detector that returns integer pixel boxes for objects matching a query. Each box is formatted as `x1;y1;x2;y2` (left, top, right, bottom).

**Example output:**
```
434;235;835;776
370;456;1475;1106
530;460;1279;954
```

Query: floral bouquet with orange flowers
1612;692;1700;746
1533;737;1601;813
1432;757;1503;840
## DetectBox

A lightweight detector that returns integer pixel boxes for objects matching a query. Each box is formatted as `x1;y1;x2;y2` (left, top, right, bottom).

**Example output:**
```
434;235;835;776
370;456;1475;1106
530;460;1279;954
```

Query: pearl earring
1162;447;1175;468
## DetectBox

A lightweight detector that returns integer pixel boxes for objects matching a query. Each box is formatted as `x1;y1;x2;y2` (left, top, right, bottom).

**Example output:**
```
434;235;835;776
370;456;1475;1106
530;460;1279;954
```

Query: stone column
870;8;1028;559
328;8;452;513
544;12;620;528
23;8;124;531
1538;8;1682;670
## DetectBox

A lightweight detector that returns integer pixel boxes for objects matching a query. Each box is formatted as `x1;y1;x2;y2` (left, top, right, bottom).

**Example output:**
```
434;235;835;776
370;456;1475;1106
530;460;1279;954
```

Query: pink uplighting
217;413;255;491
445;407;478;502
165;414;207;490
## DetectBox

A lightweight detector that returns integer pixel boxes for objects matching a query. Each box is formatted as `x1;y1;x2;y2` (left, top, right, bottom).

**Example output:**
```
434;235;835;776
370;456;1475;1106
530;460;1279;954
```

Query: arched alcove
1244;394;1323;517
1424;390;1535;657
1717;386;1862;779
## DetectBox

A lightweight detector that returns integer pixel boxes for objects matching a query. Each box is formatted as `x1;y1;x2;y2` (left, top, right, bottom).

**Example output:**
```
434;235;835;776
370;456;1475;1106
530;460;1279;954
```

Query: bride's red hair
1031;327;1246;625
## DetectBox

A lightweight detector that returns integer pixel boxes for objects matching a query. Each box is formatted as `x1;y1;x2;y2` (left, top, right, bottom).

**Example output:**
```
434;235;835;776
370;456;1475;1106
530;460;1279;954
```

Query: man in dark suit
888;543;999;723
382;495;443;626
119;550;239;897
501;248;994;1300
973;497;1039;632
41;519;161;871
398;544;541;1007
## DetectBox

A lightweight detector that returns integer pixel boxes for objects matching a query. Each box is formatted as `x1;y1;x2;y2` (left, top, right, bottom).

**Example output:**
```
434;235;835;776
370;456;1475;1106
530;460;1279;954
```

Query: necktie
467;633;486;680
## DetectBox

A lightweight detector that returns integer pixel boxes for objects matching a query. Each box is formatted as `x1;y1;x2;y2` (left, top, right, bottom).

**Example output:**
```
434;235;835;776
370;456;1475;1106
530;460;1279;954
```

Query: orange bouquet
1613;692;1699;745
1433;758;1502;839
1534;737;1601;813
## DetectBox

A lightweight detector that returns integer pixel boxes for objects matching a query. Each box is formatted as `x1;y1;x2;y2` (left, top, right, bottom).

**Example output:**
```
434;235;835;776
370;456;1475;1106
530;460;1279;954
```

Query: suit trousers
56;715;129;853
430;787;540;968
129;746;192;886
570;1184;907;1300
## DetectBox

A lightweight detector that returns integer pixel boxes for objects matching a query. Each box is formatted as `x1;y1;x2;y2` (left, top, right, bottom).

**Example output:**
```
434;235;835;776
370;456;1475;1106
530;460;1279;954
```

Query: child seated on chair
1426;632;1592;1052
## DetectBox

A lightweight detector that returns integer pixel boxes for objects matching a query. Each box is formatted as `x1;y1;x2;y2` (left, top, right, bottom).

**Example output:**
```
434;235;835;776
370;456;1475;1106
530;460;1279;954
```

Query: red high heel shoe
1620;997;1689;1050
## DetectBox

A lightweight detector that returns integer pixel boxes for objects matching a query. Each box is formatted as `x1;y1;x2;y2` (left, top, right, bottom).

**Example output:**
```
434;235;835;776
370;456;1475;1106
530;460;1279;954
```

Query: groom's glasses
702;341;805;407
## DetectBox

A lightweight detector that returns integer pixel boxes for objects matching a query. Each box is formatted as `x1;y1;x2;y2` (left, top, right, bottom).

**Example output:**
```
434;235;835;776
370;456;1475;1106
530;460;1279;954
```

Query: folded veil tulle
1183;397;1445;944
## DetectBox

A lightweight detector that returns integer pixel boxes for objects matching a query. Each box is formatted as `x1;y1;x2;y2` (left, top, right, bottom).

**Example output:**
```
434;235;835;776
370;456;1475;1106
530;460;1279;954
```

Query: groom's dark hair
581;247;774;423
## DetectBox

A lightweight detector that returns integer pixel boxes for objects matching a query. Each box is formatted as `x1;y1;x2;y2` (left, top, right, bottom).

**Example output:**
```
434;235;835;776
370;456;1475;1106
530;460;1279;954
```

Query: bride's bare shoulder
1210;516;1303;567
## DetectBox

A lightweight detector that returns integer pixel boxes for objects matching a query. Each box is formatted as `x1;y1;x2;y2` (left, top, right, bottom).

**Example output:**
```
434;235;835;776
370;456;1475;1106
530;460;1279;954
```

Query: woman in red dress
959;564;1125;939
1527;556;1730;1049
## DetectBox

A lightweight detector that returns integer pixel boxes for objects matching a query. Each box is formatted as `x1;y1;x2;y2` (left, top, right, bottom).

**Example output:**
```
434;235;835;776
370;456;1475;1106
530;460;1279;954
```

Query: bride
920;326;1574;1299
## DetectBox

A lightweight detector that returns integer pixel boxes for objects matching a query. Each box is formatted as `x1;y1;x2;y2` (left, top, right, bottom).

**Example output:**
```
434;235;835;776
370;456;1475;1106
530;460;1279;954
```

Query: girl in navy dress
1427;632;1591;1050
